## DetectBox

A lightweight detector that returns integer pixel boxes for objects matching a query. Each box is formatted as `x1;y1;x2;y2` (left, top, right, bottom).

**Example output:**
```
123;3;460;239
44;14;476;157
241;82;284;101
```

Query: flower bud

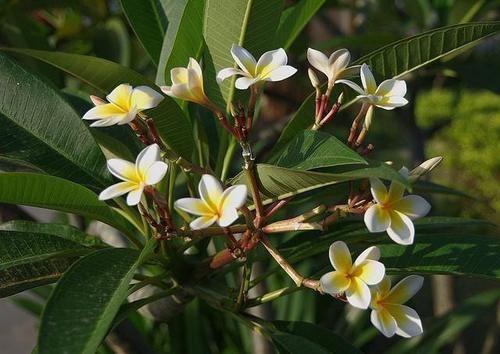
308;68;320;88
409;156;443;182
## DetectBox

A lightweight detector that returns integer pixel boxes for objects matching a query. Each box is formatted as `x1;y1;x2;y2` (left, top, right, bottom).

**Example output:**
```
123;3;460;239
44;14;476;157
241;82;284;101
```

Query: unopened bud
308;68;320;88
90;95;106;106
409;156;443;182
337;92;344;104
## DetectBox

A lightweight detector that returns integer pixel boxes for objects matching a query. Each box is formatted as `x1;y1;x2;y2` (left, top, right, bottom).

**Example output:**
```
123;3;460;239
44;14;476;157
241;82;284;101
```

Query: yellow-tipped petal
354;260;385;285
106;84;133;111
385;275;424;305
370;309;397;338
387;180;406;203
392;195;431;219
364;204;391;233
82;103;126;120
231;44;257;76
369;178;388;204
130;86;164;111
171;67;189;84
320;271;351;295
198;174;223;212
386;304;423;338
345;277;371;309
175;198;212;216
107;159;138;182
328;241;352;272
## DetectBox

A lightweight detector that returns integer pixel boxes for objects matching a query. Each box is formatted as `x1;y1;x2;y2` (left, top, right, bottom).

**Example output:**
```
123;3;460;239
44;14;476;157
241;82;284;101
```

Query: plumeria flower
82;84;163;127
175;174;247;230
364;169;431;245
320;241;385;309
337;63;408;110
99;144;168;206
307;48;359;89
216;44;297;90
370;275;424;338
161;58;210;106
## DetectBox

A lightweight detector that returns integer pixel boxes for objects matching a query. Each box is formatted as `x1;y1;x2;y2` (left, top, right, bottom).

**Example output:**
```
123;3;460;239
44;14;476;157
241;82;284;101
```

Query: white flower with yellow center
337;63;408;110
99;144;168;206
161;58;210;105
364;170;431;245
320;241;385;309
370;275;424;338
82;84;163;127
306;48;359;89
216;44;297;90
174;175;248;230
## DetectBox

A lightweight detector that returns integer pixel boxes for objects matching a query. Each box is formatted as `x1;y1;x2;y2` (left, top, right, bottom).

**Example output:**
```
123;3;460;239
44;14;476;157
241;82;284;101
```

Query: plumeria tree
0;1;499;353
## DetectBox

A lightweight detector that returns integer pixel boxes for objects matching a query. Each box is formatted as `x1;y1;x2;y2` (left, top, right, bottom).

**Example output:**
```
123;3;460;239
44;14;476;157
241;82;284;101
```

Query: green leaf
120;0;169;65
0;220;108;248
0;230;93;297
272;130;367;169
203;0;284;108
38;245;151;354
270;321;363;354
230;163;406;203
1;48;194;159
274;0;325;49
156;0;204;85
0;52;110;189
273;22;500;155
0;173;136;236
413;180;475;199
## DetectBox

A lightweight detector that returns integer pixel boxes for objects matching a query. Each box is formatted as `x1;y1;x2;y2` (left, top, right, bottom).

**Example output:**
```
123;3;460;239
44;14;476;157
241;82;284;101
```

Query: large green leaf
0;53;110;189
270;321;363;354
230;162;406;203
0;220;108;248
203;0;284;108
1;48;194;159
156;0;204;85
272;130;367;169
38;245;150;354
0;230;93;297
272;21;500;156
0;173;135;236
274;0;325;49
120;0;169;65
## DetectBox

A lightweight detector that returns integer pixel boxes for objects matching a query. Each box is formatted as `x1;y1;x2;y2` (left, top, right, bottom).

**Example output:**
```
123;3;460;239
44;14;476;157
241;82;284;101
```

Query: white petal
171;67;188;84
131;86;164;111
82;103;124;120
219;185;248;210
387;211;415;245
174;198;212;216
145;161;168;185
190;215;217;230
360;64;377;93
187;58;203;79
329;48;351;75
345;277;371;309
364;204;391;233
98;182;135;201
320;271;351;295
198;174;223;210
89;116;127;127
386;304;423;338
136;144;161;174
328;241;352;272
256;48;288;77
106;84;133;110
217;207;239;227
354;260;385;285
393;195;431;219
370;309;397;338
235;76;256;90
385;275;424;305
369;178;388;204
336;79;366;95
107;159;137;182
126;186;144;206
376;96;409;110
307;48;330;78
355;245;381;265
231;44;256;75
265;65;297;81
375;79;407;97
216;68;244;83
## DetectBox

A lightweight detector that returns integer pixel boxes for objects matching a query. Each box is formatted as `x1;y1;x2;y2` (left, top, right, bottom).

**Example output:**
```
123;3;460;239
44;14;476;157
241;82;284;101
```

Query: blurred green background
0;0;498;353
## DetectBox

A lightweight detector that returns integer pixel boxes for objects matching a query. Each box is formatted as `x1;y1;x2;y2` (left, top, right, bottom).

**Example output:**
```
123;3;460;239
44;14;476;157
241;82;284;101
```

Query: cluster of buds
81;44;439;338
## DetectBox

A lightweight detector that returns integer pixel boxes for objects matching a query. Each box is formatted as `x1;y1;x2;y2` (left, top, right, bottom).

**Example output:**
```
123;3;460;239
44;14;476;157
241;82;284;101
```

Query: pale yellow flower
306;48;359;89
320;241;385;309
161;58;209;105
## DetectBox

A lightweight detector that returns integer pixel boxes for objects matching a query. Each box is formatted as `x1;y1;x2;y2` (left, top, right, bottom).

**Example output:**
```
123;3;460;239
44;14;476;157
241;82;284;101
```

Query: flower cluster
81;44;436;339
